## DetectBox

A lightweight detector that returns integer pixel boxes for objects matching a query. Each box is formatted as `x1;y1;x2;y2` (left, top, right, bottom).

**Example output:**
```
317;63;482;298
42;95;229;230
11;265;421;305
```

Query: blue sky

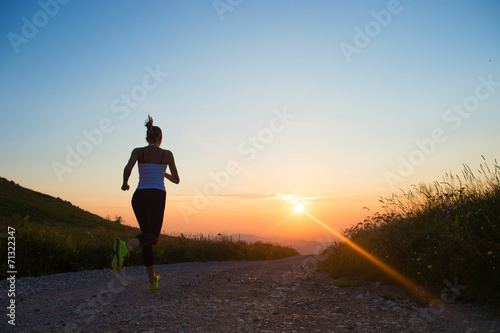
1;0;499;239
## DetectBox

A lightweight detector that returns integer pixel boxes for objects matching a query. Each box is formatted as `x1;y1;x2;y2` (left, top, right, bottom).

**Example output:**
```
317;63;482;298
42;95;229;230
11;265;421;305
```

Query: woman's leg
124;239;156;282
143;245;156;282
126;238;140;252
146;265;157;283
132;189;166;282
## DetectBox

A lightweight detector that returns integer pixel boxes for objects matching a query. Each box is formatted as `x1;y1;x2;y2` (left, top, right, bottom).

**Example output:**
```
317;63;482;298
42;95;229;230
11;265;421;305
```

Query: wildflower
488;251;493;256
434;251;437;254
481;227;484;230
417;258;421;261
386;255;389;259
414;252;417;255
418;272;421;275
428;265;432;269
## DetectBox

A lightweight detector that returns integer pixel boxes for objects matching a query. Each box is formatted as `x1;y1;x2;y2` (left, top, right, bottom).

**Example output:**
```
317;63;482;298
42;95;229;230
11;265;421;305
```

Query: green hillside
318;161;500;306
0;178;298;279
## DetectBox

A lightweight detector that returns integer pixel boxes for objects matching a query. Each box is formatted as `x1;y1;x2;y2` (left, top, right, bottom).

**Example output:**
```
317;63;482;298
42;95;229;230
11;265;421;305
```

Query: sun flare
294;204;304;212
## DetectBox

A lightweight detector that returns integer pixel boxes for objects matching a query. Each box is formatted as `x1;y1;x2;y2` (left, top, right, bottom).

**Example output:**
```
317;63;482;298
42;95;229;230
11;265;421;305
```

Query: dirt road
2;255;498;332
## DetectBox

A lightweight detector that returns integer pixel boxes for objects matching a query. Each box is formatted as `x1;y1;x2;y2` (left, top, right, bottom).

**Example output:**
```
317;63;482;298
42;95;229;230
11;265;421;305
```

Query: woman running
112;115;180;292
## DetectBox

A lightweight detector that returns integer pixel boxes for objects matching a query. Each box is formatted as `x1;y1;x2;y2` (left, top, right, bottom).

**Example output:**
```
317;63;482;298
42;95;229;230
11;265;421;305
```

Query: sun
294;204;305;212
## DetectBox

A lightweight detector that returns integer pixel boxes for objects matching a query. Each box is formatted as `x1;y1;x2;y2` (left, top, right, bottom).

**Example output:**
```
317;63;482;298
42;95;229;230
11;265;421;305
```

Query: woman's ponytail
145;114;154;131
145;114;162;145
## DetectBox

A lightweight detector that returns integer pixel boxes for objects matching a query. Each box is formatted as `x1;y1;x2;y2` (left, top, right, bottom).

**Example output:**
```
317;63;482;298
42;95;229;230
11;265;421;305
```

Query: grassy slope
318;161;500;306
0;178;298;279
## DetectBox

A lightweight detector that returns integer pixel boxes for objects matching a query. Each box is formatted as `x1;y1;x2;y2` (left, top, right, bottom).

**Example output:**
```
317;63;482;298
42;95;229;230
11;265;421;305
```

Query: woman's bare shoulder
162;149;175;161
131;147;142;154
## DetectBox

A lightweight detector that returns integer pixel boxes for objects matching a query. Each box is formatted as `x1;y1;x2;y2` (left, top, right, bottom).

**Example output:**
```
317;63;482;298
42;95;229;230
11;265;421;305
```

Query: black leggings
132;189;166;266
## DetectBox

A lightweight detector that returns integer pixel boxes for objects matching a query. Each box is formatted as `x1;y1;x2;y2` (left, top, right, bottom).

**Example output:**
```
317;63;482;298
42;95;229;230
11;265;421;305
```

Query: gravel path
1;255;499;332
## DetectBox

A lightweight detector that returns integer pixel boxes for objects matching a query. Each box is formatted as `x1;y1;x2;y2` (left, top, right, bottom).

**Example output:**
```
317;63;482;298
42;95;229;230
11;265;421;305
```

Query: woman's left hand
121;184;130;191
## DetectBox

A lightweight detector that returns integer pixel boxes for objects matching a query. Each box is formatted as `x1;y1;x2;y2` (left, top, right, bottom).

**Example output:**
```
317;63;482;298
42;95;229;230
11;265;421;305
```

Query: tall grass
0;178;298;279
318;159;500;305
0;219;298;279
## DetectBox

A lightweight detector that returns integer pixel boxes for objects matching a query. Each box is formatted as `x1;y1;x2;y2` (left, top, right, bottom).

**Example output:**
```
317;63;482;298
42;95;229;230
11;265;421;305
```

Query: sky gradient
1;0;499;242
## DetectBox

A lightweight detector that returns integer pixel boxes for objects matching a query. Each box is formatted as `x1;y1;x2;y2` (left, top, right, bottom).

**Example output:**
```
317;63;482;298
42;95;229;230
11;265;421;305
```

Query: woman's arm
165;150;180;184
122;149;139;191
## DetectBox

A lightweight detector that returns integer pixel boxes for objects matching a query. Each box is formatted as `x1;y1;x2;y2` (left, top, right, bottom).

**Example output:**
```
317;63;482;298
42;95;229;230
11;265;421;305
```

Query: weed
0;178;298;279
319;158;500;305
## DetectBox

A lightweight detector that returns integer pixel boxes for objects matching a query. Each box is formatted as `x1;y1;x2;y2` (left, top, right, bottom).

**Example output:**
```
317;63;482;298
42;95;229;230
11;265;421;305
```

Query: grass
318;158;500;306
0;177;298;279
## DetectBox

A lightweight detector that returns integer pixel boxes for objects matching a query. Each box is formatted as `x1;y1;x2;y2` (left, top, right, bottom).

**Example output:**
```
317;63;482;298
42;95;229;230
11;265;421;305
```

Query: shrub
319;159;500;305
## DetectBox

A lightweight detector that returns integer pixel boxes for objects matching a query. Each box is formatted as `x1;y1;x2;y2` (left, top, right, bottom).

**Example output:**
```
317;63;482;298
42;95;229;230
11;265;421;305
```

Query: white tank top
137;164;167;191
137;146;167;191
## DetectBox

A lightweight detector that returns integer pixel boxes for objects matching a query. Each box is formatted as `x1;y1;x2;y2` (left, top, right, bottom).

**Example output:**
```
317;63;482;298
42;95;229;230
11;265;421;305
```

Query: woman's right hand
121;184;130;191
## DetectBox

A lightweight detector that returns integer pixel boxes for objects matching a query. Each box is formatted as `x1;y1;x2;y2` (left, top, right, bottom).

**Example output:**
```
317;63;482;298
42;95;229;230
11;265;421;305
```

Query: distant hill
232;233;332;255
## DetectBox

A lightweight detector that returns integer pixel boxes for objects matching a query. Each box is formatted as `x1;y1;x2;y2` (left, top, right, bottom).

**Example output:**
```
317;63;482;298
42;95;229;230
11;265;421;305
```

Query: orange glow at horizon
77;123;388;244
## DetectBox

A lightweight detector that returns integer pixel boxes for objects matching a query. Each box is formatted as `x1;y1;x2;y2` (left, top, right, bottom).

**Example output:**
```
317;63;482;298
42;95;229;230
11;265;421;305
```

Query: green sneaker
111;238;129;274
149;274;161;292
